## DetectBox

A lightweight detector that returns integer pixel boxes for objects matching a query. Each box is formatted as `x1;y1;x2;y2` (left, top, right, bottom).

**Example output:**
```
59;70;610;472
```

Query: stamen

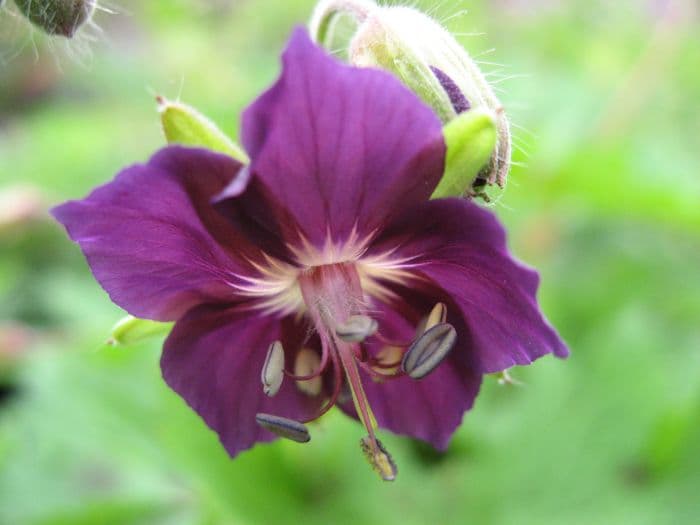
261;340;285;397
360;436;397;482
302;348;344;423
335;315;378;343
401;323;457;379
294;348;323;396
414;302;448;338
374;331;412;348
372;345;404;375
255;413;311;443
284;342;330;381
358;359;405;382
425;302;447;330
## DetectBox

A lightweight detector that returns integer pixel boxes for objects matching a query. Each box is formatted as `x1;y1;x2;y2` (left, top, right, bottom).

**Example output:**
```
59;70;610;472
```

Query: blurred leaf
30;500;172;525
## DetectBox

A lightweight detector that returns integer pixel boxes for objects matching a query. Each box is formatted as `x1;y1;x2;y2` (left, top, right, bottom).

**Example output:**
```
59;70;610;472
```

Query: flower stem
309;0;376;49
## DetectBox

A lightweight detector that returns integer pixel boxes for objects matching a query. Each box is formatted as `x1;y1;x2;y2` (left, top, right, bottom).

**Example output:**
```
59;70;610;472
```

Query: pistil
334;336;378;437
298;262;388;470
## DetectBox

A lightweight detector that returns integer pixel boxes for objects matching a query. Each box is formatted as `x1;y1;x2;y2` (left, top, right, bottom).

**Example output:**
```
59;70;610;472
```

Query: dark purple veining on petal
239;29;446;247
430;66;471;114
51;147;255;322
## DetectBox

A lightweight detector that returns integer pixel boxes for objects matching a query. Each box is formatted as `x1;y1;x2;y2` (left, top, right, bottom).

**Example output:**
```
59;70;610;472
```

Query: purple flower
52;29;567;479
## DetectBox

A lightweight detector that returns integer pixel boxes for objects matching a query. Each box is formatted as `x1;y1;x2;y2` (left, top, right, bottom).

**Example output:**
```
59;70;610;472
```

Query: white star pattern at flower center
228;227;419;316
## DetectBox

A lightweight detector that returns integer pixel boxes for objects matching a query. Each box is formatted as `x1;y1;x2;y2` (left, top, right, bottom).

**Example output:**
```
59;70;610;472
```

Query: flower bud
13;0;96;38
311;1;511;198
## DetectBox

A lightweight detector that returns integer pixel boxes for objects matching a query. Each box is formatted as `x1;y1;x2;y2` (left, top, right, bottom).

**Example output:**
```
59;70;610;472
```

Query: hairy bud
14;0;96;38
310;1;511;198
350;6;510;193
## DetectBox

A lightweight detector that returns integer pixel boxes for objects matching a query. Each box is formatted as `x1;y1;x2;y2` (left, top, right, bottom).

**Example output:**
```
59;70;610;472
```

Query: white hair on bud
2;0;117;68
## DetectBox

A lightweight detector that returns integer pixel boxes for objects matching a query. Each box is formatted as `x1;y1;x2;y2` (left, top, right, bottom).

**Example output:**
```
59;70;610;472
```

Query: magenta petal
351;303;481;450
362;365;481;451
51;146;255;321
241;28;445;246
373;198;569;374
162;305;322;458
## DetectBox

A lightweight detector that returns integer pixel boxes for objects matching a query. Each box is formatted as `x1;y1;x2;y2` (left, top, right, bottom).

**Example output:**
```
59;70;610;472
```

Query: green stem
309;0;376;49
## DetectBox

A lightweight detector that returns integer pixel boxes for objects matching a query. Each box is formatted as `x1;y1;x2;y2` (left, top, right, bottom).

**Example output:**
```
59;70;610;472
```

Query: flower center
299;264;377;421
256;261;458;481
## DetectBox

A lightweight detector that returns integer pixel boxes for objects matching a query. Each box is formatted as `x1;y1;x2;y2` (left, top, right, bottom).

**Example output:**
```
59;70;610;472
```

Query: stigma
255;262;457;481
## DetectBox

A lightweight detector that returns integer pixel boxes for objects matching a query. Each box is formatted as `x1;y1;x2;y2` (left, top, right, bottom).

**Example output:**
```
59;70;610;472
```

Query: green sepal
107;315;173;347
431;109;498;200
115;98;248;346
157;96;249;163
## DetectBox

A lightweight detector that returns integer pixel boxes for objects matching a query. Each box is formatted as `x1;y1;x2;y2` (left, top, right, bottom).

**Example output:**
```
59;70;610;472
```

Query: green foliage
0;1;699;524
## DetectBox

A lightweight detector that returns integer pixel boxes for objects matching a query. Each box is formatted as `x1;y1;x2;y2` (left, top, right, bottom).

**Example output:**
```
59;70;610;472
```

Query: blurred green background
1;0;699;524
